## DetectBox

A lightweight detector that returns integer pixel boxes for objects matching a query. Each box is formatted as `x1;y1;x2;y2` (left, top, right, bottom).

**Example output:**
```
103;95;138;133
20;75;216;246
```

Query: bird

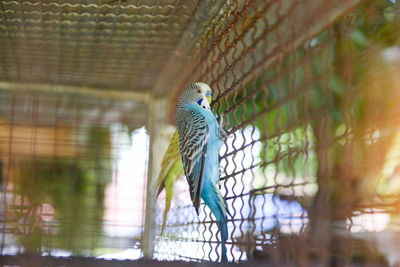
176;82;229;262
154;129;184;234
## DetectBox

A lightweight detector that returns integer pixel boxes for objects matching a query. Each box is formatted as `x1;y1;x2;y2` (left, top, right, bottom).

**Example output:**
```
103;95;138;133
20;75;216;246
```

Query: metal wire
0;1;201;258
0;0;199;92
0;90;148;256
154;0;400;265
1;0;400;266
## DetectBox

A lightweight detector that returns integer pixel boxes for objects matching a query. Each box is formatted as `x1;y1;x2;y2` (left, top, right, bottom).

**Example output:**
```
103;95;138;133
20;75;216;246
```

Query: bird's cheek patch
197;99;203;105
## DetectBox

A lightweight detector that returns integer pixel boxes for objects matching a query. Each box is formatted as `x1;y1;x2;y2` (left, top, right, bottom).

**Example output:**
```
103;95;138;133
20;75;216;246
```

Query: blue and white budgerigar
176;82;229;262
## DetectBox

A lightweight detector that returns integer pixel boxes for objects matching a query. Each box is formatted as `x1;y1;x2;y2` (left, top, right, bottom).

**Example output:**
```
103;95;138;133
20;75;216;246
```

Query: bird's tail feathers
160;188;173;235
217;219;228;262
156;181;165;197
216;195;228;262
203;186;229;262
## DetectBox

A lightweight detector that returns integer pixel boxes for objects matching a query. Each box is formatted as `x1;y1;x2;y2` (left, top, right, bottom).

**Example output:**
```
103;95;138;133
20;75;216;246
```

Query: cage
1;0;400;266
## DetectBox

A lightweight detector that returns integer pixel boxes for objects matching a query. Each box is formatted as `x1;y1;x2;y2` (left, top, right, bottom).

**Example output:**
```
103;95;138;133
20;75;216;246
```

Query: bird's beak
205;91;212;103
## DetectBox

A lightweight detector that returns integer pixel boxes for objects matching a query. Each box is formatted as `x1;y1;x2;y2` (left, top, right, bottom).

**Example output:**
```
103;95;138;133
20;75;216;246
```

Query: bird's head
177;82;212;111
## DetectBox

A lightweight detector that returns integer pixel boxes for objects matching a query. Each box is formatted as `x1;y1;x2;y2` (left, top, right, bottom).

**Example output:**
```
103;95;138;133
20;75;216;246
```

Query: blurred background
1;0;400;266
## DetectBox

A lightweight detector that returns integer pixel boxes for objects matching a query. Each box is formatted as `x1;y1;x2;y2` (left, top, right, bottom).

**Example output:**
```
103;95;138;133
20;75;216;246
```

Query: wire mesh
0;89;149;257
0;0;200;92
1;0;400;266
154;0;400;265
0;0;205;262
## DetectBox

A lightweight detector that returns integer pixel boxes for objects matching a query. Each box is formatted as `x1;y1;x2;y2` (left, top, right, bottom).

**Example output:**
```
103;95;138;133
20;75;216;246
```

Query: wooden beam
0;82;151;103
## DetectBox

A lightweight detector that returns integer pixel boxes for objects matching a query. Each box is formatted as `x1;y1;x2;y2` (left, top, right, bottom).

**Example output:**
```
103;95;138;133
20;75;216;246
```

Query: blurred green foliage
216;0;400;222
12;126;112;255
214;0;400;262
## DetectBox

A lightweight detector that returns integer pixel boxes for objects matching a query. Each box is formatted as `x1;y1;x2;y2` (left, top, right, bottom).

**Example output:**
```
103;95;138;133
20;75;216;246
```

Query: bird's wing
155;130;181;196
188;145;207;214
179;110;209;213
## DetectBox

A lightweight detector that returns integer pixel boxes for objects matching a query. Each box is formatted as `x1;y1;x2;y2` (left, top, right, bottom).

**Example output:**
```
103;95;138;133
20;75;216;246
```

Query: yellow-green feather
155;130;184;234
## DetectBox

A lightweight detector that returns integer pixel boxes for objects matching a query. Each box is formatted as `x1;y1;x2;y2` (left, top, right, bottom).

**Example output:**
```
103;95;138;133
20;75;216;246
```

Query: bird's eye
197;89;201;93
